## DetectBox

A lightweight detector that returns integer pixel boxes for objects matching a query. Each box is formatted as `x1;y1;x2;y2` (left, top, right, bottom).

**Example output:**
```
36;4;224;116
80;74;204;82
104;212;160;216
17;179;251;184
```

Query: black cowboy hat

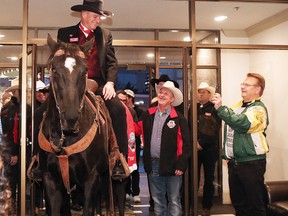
71;0;112;16
150;74;179;89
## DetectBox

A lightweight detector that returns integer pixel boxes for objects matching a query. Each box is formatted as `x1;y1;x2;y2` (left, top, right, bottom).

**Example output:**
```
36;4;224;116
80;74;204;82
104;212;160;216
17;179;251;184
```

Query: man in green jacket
212;73;269;216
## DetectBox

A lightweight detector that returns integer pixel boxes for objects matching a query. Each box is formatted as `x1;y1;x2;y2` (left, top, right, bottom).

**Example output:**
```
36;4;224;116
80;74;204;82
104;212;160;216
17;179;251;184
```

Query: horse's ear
81;37;95;54
47;33;58;51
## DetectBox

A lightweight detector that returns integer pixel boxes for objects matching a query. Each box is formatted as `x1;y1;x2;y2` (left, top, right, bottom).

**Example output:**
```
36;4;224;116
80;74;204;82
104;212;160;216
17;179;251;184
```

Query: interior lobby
1;0;288;215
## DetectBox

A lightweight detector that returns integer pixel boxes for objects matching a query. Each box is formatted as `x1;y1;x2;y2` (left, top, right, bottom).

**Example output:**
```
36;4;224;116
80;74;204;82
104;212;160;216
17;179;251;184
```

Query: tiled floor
127;173;235;216
36;157;235;216
36;172;235;216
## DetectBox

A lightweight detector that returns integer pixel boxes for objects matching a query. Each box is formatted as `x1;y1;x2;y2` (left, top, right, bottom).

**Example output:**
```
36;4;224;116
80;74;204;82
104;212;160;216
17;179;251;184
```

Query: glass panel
115;47;155;65
159;31;190;41
159;68;183;91
112;31;154;40
197;31;219;44
29;29;58;40
117;68;150;107
0;45;22;69
0;30;22;41
159;48;183;66
196;69;217;89
197;49;217;66
117;68;148;94
0;1;22;40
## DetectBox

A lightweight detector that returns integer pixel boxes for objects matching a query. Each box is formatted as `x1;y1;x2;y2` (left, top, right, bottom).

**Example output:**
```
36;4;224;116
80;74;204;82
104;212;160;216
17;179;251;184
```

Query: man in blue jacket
136;81;190;216
212;73;269;216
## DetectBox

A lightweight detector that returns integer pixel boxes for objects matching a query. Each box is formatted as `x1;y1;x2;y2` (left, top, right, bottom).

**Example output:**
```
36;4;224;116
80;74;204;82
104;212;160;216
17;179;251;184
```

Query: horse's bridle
48;49;87;141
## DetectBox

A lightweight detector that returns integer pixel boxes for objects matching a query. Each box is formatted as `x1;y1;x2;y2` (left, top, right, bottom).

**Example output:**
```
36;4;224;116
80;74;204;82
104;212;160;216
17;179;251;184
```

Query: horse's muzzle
61;119;80;134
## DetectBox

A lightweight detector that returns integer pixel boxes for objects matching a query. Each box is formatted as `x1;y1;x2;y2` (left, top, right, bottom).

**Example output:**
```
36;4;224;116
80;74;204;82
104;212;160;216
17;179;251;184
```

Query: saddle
85;90;130;180
86;78;98;93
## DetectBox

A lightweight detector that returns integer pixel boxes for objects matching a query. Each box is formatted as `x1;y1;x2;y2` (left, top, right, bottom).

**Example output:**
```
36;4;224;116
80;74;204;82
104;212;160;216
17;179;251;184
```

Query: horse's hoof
71;203;83;211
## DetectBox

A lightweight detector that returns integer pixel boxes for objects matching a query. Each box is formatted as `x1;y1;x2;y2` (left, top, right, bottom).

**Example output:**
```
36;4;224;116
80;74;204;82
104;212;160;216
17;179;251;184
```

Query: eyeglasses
240;83;258;87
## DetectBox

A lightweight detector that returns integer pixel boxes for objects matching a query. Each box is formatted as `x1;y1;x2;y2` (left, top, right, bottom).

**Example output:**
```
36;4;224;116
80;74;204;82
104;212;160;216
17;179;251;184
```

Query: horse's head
47;34;94;133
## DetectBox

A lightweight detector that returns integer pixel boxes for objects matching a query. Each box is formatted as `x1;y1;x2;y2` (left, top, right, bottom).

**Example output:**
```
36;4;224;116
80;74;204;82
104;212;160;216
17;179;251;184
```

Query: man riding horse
36;34;127;216
56;1;128;214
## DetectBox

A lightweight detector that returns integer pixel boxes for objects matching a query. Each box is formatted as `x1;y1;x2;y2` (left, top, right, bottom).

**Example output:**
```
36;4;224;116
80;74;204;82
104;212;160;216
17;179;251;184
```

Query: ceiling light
147;53;154;58
183;36;190;42
0;34;5;38
160;56;166;59
7;56;18;61
214;16;227;22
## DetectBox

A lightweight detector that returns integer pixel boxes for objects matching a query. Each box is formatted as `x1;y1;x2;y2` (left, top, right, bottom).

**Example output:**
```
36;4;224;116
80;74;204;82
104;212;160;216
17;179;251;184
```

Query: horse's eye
52;68;57;73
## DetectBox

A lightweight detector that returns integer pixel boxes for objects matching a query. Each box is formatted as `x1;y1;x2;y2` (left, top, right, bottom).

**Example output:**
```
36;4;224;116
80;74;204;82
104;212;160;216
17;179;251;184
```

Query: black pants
198;148;218;210
228;159;267;216
126;138;141;196
96;88;128;155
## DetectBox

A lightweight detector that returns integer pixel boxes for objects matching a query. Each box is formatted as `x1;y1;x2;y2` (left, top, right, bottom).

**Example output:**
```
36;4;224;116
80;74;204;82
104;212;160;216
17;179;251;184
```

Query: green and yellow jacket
217;98;269;162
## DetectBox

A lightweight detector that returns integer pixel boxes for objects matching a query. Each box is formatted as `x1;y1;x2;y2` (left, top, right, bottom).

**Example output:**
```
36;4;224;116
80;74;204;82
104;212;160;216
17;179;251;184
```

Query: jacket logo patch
70;37;79;42
167;120;176;128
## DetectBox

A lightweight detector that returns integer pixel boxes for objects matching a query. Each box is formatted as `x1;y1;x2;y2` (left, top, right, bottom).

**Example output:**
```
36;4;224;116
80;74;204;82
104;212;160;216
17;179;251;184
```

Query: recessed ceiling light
214;16;227;22
7;56;18;61
183;36;190;42
147;53;154;58
160;56;166;59
0;34;5;38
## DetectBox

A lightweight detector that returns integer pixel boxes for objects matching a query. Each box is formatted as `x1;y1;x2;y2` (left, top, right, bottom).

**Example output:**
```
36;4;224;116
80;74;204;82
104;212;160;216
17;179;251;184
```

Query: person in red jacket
135;81;190;216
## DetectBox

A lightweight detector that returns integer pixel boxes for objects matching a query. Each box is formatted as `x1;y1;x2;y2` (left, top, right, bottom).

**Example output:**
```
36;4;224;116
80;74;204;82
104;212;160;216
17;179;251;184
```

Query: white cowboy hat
156;81;183;107
36;80;46;91
4;77;19;92
198;82;215;96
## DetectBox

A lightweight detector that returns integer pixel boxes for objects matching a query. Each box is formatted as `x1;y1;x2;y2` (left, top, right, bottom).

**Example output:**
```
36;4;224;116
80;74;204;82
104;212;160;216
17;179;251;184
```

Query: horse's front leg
43;171;72;216
82;171;100;216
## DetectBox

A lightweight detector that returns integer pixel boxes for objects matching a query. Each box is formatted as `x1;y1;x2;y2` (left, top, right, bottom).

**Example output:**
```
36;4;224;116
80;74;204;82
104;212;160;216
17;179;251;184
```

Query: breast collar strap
38;119;98;194
38;119;98;155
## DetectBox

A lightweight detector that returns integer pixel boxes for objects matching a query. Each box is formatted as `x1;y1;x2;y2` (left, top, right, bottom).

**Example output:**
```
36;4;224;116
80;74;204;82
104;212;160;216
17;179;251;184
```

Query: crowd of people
0;0;269;216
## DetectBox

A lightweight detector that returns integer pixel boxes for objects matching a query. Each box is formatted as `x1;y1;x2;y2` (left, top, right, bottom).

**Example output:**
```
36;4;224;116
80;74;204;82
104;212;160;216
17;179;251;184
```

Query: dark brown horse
38;35;116;216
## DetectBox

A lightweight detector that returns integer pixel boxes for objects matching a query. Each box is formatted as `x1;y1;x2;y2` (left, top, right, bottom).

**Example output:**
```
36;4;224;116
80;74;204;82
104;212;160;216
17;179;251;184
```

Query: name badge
70;37;79;42
167;120;176;128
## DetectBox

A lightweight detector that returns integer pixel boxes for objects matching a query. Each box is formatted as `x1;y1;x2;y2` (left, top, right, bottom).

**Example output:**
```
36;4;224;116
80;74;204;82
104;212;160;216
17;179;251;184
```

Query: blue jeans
149;159;183;216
